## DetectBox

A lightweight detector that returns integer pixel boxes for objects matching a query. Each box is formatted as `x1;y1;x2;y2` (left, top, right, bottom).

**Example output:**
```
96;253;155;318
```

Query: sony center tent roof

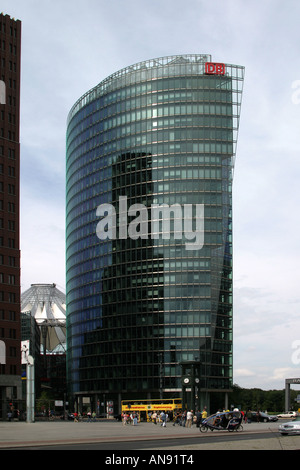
21;283;66;353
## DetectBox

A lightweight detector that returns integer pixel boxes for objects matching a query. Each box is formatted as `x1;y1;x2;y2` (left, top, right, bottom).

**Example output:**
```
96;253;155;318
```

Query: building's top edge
0;12;21;22
67;54;244;124
30;283;57;287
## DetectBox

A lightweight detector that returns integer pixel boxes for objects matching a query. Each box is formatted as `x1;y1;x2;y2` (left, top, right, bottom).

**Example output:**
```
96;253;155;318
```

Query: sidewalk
1;419;298;450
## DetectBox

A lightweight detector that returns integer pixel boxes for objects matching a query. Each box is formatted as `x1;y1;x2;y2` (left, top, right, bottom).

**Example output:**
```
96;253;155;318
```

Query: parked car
250;411;278;422
279;420;300;435
277;411;297;419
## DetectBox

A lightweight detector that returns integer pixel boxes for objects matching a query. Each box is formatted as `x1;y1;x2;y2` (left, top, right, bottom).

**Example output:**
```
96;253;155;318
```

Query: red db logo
205;63;225;75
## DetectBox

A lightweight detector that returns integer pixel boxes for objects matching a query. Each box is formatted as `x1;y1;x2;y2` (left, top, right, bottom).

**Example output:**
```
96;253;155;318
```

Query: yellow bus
121;398;182;422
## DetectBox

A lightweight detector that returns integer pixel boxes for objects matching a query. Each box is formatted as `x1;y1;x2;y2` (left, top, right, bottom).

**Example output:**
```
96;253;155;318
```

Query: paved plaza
0;419;300;450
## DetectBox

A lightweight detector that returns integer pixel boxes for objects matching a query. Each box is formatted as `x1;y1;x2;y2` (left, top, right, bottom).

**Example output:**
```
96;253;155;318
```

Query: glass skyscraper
66;55;244;413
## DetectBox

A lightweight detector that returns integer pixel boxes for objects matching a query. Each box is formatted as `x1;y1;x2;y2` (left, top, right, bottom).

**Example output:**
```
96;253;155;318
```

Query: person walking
132;412;138;426
181;410;187;427
195;410;202;428
152;411;157;424
160;411;167;427
173;410;181;426
122;412;128;425
186;409;193;428
246;409;252;423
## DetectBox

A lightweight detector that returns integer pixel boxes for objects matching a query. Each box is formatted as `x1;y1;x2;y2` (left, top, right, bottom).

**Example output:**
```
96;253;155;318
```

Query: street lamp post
26;355;35;423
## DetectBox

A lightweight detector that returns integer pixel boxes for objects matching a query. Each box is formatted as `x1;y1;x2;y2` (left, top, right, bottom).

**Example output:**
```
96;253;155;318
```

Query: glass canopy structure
21;283;66;353
66;55;244;412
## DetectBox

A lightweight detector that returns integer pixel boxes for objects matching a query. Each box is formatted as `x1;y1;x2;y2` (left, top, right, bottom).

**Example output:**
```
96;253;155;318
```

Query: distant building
0;13;22;420
21;283;67;398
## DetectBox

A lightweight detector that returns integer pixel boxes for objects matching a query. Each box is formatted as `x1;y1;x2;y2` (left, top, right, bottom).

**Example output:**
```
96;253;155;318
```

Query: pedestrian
152;411;157;424
173;411;181;426
186;409;193;428
202;406;208;420
87;410;92;422
181;410;187;427
132;412;138;426
196;410;202;427
92;411;96;422
160;411;167;427
122;412;128;425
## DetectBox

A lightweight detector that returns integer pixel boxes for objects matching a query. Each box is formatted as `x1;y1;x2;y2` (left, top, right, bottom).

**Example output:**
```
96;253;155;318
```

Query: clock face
183;377;190;384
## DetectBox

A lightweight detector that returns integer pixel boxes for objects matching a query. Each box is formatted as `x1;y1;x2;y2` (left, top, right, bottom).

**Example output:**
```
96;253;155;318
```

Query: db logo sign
205;63;225;75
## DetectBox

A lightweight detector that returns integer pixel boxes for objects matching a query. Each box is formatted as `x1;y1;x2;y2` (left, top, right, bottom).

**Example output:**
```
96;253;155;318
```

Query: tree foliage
230;384;300;412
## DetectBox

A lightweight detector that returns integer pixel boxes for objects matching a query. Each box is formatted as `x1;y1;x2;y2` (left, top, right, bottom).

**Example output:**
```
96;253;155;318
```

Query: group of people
72;410;97;422
86;411;97;422
172;407;207;428
149;411;168;426
121;407;209;427
149;407;208;427
121;411;139;426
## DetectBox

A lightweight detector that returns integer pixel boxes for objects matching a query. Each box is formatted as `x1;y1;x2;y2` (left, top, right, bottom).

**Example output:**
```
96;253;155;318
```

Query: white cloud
234;369;256;378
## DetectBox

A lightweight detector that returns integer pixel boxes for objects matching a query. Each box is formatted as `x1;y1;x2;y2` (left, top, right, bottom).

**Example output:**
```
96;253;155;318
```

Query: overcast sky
2;0;300;391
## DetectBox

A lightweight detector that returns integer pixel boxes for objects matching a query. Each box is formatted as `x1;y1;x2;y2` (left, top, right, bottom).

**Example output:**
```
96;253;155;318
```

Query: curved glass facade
66;55;244;410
